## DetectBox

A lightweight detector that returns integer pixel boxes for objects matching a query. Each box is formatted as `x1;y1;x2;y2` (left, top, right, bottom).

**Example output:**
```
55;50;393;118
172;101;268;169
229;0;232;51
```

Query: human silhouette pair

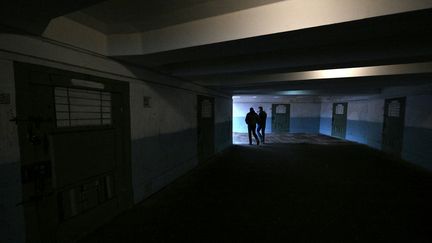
245;107;267;145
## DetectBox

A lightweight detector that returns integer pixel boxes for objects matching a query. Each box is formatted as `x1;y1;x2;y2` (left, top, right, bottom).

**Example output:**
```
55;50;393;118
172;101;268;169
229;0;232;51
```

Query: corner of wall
43;16;108;56
0;58;26;243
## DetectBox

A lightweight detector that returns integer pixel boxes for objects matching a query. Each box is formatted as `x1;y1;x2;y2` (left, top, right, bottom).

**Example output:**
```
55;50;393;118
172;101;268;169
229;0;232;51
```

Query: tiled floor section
79;134;432;243
233;132;348;145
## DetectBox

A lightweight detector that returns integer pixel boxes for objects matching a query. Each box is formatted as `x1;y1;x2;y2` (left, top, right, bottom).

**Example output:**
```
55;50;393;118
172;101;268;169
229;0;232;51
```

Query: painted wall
320;98;384;150
130;84;198;202
320;98;384;149
0;59;25;243
233;99;320;133
319;90;432;171
0;30;231;241
215;97;233;152
403;95;432;170
130;87;232;203
290;103;321;133
345;99;384;149
319;102;333;136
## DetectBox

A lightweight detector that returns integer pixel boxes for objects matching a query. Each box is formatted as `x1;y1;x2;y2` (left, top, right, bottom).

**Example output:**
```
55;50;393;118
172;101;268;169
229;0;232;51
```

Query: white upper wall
320;102;333;119
233;102;272;117
129;84;197;139
406;95;432;129
233;100;321;118
347;99;384;123
0;33;230;142
291;103;321;118
0;33;219;96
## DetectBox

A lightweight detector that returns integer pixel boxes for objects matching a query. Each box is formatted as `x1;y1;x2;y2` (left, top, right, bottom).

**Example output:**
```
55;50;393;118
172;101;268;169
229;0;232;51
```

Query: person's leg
248;126;252;145
257;124;263;141
251;126;260;145
262;126;266;143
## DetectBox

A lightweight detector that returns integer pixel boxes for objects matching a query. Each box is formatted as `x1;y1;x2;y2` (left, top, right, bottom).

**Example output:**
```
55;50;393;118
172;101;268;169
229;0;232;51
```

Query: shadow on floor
79;134;432;243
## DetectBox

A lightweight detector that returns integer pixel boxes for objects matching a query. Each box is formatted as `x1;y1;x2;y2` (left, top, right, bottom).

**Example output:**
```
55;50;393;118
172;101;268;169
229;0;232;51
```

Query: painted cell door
271;104;290;133
15;63;133;242
332;102;348;139
382;97;406;155
197;95;215;163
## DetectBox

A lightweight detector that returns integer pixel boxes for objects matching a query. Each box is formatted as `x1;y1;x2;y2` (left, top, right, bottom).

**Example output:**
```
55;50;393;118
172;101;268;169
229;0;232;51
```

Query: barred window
388;100;401;117
55;87;112;127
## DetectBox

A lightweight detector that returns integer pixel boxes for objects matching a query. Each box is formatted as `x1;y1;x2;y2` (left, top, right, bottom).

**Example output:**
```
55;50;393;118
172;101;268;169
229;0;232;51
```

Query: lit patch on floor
233;132;349;145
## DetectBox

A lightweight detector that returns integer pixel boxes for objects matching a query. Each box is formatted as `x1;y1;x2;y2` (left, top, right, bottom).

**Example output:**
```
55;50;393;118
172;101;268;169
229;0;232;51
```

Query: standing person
257;106;267;144
245;107;260;145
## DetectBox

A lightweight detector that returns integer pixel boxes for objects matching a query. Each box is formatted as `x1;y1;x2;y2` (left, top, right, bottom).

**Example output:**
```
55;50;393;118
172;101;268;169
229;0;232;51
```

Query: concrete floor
233;132;349;144
79;134;432;243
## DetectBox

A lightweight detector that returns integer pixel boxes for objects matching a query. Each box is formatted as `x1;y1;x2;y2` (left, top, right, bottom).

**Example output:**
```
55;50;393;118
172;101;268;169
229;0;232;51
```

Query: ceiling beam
0;0;106;35
195;62;432;87
107;0;432;56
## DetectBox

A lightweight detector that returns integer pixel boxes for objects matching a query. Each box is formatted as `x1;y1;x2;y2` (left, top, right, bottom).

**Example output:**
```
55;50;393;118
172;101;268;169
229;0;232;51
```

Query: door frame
331;102;348;139
197;95;215;163
382;97;406;155
271;103;291;133
14;62;133;242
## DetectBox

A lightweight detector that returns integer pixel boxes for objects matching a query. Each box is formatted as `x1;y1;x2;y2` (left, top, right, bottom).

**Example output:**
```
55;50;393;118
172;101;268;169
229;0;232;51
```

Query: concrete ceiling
5;0;432;96
0;0;105;34
110;7;432;95
67;0;284;34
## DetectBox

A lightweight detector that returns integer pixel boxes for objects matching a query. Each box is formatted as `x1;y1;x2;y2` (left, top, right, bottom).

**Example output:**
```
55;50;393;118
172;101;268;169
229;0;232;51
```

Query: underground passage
78;135;432;242
1;1;432;242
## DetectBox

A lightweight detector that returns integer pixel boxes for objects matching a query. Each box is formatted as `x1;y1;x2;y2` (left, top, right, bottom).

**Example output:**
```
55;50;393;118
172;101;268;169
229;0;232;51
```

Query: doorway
271;104;290;133
197;95;215;163
382;97;406;155
14;62;132;242
331;102;348;139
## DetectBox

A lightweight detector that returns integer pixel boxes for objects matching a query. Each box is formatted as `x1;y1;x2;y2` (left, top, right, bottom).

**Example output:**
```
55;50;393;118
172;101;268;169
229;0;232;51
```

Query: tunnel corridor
79;135;432;243
2;1;432;242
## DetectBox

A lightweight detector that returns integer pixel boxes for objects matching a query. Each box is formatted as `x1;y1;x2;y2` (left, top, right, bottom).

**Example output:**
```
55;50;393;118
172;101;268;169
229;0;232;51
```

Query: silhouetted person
245;107;260;145
257;106;267;143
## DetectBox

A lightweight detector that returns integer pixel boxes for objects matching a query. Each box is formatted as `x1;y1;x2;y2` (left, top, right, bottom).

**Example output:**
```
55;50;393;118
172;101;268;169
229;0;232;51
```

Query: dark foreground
79;135;432;243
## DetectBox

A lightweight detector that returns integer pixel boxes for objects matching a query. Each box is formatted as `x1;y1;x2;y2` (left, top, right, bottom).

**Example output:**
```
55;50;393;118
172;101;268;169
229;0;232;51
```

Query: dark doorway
271;104;290;133
197;95;215;163
14;63;132;242
331;102;348;139
382;97;406;155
